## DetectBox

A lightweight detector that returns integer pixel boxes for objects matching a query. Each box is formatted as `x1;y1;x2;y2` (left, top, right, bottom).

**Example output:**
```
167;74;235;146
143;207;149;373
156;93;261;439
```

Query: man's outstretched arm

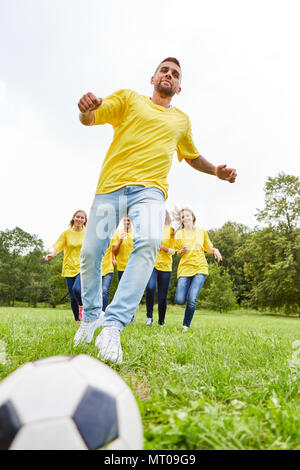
185;154;237;183
78;92;102;126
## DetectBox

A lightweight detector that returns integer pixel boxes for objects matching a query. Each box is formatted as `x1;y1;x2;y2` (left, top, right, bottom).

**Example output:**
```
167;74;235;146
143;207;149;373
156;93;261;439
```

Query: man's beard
155;82;176;97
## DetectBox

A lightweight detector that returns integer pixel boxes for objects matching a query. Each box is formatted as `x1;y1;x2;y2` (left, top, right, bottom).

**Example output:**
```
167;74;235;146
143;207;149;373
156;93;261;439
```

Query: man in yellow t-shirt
74;57;237;363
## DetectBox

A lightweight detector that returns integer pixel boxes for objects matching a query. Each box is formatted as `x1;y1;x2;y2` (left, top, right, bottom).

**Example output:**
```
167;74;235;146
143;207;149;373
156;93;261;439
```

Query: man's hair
155;57;181;74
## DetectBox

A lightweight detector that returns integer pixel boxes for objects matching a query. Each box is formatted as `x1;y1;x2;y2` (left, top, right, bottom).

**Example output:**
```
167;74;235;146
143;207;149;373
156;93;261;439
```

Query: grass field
0;305;300;450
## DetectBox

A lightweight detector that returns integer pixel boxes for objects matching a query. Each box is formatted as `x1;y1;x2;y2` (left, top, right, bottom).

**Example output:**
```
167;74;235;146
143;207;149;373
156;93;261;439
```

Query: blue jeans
175;274;206;327
80;186;165;330
145;268;171;325
102;272;113;312
65;273;82;321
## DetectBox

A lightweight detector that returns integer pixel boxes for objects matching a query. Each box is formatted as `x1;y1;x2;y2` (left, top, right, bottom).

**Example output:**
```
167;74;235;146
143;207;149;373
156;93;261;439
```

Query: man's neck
150;90;173;109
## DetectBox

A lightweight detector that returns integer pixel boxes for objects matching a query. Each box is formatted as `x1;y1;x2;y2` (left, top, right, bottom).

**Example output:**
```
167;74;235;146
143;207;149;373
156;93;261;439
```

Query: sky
1;0;300;250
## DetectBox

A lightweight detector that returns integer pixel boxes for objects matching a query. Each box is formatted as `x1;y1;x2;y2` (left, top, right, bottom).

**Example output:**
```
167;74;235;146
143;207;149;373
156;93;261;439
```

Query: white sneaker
182;325;189;332
95;326;123;364
145;318;153;326
73;312;104;347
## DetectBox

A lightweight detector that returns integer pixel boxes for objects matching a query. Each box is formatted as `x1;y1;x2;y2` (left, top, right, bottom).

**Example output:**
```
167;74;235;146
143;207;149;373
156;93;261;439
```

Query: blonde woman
45;210;87;324
174;208;222;331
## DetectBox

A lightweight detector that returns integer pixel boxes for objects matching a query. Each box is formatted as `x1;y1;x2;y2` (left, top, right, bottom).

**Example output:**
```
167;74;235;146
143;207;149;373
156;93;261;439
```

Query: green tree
238;173;300;314
197;263;238;312
208;221;252;303
0;227;45;306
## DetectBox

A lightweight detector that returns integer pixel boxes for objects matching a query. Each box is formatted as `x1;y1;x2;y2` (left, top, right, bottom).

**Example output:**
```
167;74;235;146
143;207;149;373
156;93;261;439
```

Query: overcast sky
1;0;299;249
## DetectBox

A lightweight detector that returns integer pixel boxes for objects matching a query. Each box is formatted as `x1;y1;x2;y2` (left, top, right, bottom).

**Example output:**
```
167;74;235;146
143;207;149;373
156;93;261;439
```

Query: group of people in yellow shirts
45;206;222;331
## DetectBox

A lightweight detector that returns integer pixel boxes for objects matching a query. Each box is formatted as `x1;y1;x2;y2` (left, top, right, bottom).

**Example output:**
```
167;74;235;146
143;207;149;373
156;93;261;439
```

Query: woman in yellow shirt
145;211;175;327
174;208;222;331
45;210;87;324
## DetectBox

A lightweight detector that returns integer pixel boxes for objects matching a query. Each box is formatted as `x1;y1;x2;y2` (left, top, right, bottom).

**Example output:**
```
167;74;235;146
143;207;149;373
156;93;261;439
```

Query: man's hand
78;92;102;113
215;164;237;183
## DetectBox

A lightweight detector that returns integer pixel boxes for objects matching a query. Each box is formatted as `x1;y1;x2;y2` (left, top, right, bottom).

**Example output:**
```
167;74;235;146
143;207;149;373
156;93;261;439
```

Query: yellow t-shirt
174;227;213;278
93;89;199;199
53;228;85;277
154;225;175;272
102;240;114;277
111;228;134;271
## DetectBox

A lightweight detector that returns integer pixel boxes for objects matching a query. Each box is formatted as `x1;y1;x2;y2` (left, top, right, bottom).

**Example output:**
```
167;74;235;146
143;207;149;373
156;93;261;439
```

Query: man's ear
176;86;182;95
150;75;155;85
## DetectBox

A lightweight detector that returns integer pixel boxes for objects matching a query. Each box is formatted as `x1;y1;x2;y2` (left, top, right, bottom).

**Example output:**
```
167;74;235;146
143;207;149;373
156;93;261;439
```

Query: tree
0;227;45;306
197;263;237;312
208;221;252;303
238;173;300;314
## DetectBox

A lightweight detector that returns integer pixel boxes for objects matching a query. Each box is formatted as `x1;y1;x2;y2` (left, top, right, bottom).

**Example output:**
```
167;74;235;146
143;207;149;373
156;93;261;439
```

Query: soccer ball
0;355;143;450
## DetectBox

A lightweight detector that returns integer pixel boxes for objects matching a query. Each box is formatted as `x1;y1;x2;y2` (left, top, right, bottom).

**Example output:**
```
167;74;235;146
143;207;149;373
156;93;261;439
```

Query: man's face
123;216;131;230
151;61;182;97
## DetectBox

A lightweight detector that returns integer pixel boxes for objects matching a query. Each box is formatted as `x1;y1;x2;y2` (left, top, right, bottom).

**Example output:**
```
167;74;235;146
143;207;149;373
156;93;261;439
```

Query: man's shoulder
172;106;190;120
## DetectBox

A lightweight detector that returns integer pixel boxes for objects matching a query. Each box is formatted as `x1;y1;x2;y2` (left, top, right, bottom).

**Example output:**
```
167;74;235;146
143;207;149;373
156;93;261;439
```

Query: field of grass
0;305;300;450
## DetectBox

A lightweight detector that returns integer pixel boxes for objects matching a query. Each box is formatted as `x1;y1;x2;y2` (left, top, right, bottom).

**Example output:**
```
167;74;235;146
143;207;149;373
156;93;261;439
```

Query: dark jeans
102;272;113;312
145;268;172;325
65;273;82;321
175;274;206;327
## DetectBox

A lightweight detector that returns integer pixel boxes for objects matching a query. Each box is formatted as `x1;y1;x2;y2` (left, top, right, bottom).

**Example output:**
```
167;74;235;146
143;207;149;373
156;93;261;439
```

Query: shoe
182;325;189;332
130;315;135;324
95;326;123;364
73;312;104;347
145;318;153;326
158;323;164;328
78;306;83;320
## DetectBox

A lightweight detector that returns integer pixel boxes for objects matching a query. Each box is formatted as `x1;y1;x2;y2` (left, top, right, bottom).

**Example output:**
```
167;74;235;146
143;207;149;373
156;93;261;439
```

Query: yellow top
174;227;213;278
154;225;175;272
53;228;85;277
102;240;114;277
111;228;134;271
93;89;199;199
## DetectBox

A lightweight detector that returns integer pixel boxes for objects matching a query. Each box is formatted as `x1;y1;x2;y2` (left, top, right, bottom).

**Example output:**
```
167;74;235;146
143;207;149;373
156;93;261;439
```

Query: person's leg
183;274;206;328
74;190;126;346
157;270;171;325
96;186;165;363
72;273;82;306
65;277;79;321
174;276;191;306
145;268;158;320
102;272;113;312
80;191;125;322
102;186;165;331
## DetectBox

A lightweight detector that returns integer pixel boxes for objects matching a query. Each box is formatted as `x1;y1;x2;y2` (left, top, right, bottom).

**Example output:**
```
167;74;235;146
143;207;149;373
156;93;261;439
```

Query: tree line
1;173;299;315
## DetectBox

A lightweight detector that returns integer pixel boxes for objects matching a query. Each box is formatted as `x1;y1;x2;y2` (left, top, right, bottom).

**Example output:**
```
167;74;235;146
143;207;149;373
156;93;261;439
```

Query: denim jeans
145;268;171;325
65;273;82;321
102;272;114;312
175;274;206;327
80;186;165;330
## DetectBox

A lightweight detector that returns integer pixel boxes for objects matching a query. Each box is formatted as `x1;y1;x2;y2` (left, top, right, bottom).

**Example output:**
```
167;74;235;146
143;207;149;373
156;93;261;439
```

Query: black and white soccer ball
0;355;143;450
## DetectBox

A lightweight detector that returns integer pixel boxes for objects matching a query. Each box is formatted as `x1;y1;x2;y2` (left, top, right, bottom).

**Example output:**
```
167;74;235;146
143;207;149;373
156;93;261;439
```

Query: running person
174;208;222;331
111;216;134;282
74;57;237;363
45;210;87;325
101;240;115;312
145;210;175;327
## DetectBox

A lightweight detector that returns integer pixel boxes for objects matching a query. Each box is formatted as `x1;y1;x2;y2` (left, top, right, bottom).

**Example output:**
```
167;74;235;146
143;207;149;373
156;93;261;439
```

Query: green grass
0;305;300;450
